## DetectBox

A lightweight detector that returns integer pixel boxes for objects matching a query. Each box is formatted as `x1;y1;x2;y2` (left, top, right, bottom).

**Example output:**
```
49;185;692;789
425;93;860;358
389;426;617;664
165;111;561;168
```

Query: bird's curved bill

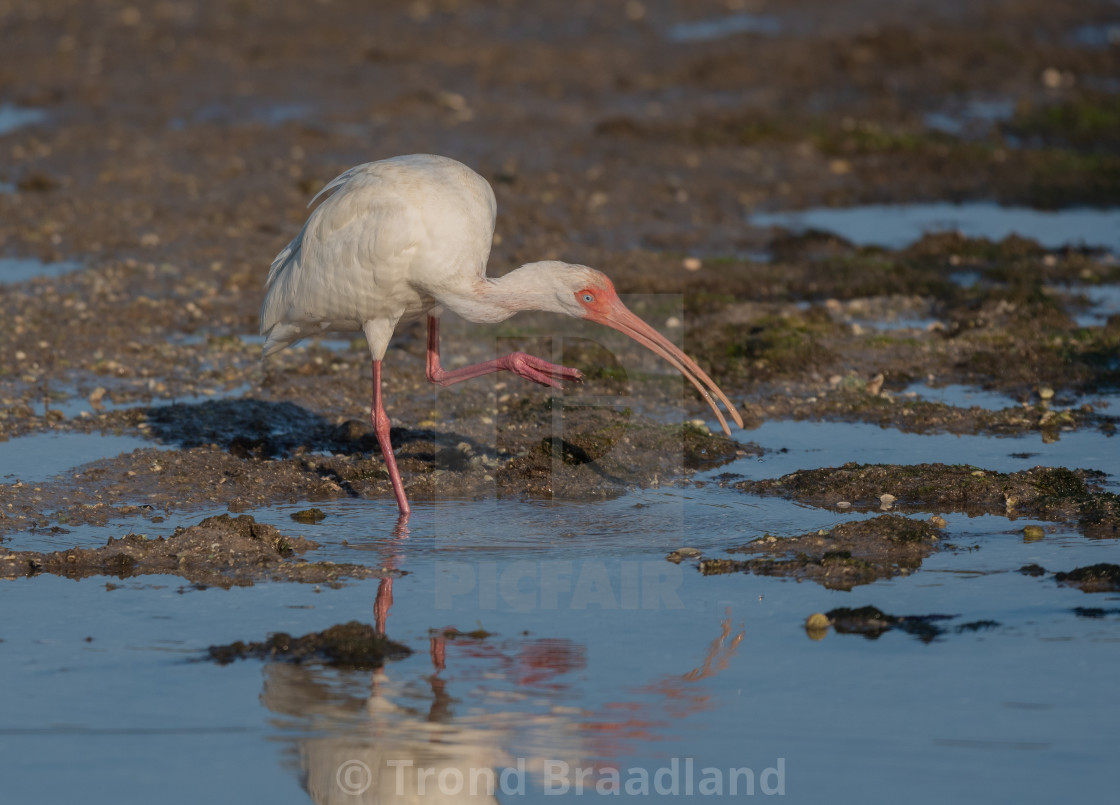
587;301;744;436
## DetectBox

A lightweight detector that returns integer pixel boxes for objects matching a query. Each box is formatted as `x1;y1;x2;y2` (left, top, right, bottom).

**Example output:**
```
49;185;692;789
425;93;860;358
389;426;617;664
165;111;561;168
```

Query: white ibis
260;154;743;518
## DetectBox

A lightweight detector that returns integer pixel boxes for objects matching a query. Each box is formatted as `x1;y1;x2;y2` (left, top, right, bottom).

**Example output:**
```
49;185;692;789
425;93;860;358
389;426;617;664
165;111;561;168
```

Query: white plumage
262;154;498;359
261;154;743;519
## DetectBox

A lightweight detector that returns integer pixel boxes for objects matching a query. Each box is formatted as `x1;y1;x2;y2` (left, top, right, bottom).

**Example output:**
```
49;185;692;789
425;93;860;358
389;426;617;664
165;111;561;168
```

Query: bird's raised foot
500;352;583;390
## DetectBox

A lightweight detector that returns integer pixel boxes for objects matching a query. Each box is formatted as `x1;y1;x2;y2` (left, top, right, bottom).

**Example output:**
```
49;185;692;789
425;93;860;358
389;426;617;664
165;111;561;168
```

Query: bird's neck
440;263;560;324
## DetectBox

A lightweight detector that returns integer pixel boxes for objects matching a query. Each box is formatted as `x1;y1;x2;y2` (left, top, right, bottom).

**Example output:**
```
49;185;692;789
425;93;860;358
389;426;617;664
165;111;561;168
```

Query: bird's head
518;261;744;435
514;261;616;319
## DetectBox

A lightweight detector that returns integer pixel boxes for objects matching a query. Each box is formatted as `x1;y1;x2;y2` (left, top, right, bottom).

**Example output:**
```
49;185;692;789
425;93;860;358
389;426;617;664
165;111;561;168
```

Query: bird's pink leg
372;359;411;516
425;316;583;390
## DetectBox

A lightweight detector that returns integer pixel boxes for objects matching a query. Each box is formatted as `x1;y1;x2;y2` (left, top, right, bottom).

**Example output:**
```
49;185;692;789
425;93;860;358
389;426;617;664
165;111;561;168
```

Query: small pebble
1040;67;1064;88
806;613;830;630
1023;525;1045;542
805;613;830;641
836;501;851;509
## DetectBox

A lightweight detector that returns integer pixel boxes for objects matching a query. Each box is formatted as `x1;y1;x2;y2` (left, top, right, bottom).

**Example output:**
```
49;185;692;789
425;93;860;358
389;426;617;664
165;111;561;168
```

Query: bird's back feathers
260;155;497;359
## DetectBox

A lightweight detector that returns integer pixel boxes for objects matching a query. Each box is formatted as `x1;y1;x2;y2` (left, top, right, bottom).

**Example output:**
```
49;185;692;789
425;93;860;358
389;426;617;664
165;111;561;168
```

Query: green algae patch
705;310;842;383
1003;95;1120;152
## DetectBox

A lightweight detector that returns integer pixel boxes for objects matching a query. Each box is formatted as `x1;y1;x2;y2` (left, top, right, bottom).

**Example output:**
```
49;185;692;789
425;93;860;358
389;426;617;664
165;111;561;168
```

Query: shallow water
169;102;316;131
1069;284;1120;327
2;456;1118;804
40;382;256;420
1085;392;1120;417
3;392;1118;804
667;13;782;43
0;257;83;285
751;202;1120;253
902;382;1022;411
0;431;167;483
745;419;1120;485
924;98;1015;137
5;0;1120;800
178;332;356;354
1072;23;1120;48
0;103;46;135
3;253;1119;803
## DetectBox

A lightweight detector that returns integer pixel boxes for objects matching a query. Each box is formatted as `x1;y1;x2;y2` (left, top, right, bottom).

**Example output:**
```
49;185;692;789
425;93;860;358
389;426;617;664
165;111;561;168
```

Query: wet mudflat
2;0;1119;802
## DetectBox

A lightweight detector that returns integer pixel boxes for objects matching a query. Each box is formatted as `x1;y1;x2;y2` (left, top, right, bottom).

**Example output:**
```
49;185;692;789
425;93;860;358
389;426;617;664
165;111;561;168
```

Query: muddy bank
679;463;1119;589
679;513;943;590
3;234;1116;456
685;233;1120;418
0;0;1118;539
1045;562;1120;592
0;403;752;537
0;513;391;586
735;463;1120;537
208;621;412;669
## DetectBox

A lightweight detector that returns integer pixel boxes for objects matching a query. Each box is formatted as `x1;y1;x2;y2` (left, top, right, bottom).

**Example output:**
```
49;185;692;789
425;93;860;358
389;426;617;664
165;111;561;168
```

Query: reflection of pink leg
372;360;410;516
426;316;582;390
430;635;446;670
373;577;394;636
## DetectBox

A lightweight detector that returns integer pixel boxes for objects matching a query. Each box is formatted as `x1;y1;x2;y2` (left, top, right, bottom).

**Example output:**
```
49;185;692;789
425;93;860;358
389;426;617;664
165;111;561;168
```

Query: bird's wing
264;164;375;291
260;165;423;354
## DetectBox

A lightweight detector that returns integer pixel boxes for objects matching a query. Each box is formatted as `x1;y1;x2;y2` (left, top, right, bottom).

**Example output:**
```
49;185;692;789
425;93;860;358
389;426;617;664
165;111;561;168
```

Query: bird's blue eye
582;293;594;303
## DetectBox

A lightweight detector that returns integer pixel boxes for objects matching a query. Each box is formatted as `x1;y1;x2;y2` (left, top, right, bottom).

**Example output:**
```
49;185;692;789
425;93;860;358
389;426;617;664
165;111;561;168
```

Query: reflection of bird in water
260;639;588;804
265;665;502;803
260;154;743;519
580;609;745;757
368;521;589;686
256;610;743;801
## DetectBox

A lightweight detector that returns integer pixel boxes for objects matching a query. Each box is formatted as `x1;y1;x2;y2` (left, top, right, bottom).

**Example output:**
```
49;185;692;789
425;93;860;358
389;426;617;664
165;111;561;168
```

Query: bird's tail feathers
260;322;306;357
